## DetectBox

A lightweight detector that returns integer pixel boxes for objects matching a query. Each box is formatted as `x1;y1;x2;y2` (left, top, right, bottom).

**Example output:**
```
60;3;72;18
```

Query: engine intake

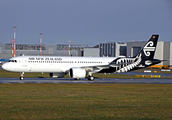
69;68;86;79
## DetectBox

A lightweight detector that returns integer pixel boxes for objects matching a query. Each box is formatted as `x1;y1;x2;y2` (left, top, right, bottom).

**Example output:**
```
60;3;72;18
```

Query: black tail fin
134;35;159;60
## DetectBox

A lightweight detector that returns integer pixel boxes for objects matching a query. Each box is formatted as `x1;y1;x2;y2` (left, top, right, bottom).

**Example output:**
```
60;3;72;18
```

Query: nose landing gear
20;72;24;80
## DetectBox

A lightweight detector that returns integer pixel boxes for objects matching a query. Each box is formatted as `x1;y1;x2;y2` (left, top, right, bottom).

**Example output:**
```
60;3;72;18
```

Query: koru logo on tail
143;41;155;56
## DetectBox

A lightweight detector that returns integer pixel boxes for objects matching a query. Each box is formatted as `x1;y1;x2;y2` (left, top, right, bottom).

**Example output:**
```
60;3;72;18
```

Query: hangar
0;40;171;65
0;43;87;58
127;41;172;65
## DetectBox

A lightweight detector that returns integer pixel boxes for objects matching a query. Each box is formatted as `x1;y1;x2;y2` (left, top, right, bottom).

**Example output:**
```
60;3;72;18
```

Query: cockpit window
8;60;17;63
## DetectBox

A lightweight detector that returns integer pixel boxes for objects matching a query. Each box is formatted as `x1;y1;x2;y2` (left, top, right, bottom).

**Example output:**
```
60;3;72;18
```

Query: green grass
0;84;172;120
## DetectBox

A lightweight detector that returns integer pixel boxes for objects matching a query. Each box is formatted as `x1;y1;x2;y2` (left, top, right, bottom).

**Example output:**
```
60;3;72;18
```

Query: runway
0;65;172;84
0;78;172;84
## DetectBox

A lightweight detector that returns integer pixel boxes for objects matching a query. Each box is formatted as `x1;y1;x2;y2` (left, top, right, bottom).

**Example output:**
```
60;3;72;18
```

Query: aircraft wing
109;63;131;67
78;61;134;73
80;65;111;73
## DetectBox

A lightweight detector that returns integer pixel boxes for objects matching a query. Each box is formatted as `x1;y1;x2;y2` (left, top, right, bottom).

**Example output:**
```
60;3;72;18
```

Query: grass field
0;84;172;120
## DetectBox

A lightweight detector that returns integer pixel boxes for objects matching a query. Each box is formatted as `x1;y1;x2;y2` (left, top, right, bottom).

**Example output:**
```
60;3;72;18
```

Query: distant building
170;42;172;66
0;40;172;66
83;48;99;57
99;42;127;57
154;41;171;65
127;41;146;57
127;41;172;65
0;43;87;58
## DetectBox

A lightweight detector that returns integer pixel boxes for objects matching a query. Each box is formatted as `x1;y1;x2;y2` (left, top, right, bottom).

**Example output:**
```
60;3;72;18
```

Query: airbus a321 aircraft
2;35;161;80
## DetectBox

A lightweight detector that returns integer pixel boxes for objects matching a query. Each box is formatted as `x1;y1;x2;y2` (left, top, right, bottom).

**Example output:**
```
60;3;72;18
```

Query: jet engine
49;73;65;78
69;68;86;79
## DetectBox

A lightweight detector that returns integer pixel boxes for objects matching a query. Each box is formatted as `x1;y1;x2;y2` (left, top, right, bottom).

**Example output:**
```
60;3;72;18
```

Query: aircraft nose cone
2;63;9;71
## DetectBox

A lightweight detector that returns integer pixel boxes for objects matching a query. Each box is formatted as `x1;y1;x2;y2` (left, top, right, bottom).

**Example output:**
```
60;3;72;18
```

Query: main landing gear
20;72;24;80
87;72;94;81
88;76;94;81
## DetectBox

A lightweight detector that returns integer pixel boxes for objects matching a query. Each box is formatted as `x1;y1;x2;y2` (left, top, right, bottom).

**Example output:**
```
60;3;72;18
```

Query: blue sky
0;0;172;46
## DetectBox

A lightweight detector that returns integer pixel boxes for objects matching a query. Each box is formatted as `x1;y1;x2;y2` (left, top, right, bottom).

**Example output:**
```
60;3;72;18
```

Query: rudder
135;35;159;60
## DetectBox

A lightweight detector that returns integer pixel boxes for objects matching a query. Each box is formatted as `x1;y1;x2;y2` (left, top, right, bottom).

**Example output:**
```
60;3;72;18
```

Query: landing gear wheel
20;77;24;80
20;72;24;80
88;76;94;81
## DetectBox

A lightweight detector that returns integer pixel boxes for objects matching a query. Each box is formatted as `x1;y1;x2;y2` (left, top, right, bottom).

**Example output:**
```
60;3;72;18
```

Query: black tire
20;77;24;80
88;76;94;81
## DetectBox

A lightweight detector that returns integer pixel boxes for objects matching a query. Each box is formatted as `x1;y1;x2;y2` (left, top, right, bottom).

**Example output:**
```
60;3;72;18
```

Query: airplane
2;35;161;80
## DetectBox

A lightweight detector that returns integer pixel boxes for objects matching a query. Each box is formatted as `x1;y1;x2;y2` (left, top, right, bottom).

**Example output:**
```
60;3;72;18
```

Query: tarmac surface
0;65;172;84
0;78;172;84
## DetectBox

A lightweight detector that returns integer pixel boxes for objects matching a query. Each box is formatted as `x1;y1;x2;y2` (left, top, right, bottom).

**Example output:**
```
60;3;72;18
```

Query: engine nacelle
49;73;65;78
69;68;86;79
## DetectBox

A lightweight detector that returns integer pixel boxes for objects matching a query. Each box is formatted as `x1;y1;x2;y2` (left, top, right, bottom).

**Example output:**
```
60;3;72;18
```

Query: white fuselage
2;56;117;73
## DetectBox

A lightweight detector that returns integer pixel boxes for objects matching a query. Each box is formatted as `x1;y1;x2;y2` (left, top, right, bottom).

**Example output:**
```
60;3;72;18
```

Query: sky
0;0;172;46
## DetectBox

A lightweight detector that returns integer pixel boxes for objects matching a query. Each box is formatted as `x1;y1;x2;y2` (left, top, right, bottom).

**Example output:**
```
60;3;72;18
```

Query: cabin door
22;58;27;67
